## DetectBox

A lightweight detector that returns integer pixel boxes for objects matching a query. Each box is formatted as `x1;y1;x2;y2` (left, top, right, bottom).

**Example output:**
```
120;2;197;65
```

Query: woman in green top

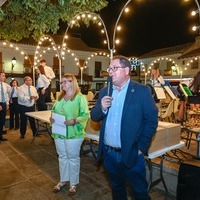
50;73;89;195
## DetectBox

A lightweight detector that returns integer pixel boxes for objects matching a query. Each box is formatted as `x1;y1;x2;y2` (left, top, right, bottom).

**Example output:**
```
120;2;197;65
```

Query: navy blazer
90;80;158;168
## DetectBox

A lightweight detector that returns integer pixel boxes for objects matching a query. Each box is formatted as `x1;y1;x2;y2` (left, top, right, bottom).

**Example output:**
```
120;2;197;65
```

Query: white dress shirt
44;65;55;81
36;74;50;90
18;84;38;107
9;86;19;98
0;81;9;105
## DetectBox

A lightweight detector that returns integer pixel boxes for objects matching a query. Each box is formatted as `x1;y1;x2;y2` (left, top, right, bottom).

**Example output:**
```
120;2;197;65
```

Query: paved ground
0;127;185;200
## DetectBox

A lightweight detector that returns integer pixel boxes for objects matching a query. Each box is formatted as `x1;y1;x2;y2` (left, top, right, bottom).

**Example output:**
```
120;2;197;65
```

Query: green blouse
51;93;89;139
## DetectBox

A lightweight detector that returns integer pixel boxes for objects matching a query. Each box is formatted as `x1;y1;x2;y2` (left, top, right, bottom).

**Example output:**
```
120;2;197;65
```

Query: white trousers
54;138;84;186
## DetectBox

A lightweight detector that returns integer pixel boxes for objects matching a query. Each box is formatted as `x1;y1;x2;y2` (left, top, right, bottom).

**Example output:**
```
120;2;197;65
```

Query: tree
0;0;108;41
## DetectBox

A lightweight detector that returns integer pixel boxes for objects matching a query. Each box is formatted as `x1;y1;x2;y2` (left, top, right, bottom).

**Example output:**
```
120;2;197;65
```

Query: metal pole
80;67;83;85
32;65;35;86
112;0;132;51
194;0;200;34
58;57;62;91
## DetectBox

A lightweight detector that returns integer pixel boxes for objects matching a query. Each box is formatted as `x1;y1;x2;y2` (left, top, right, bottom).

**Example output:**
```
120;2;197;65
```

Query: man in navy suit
90;55;158;200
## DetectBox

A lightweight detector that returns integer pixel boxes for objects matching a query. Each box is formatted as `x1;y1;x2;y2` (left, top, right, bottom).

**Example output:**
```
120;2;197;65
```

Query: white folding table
85;132;185;192
25;110;51;143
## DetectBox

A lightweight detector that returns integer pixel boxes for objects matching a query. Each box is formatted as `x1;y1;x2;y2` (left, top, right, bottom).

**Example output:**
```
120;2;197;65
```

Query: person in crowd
9;79;19;130
189;71;200;110
0;72;9;141
50;73;89;195
36;65;50;111
90;55;158;200
39;58;55;102
2;78;11;135
176;78;193;123
151;67;165;86
18;76;38;139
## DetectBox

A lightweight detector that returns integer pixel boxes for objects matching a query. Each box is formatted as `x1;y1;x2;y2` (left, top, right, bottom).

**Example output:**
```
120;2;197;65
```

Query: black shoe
20;135;24;139
33;134;40;137
2;130;7;135
0;137;8;141
9;127;14;130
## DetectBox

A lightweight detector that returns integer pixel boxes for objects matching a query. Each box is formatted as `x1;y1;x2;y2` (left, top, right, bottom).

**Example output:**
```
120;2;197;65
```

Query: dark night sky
60;0;199;57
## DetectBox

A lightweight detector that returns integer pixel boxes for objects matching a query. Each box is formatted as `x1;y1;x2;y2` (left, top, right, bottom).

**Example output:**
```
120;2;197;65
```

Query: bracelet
73;118;77;125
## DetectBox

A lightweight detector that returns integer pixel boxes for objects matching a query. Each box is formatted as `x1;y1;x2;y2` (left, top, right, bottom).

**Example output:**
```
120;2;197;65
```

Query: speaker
177;163;200;200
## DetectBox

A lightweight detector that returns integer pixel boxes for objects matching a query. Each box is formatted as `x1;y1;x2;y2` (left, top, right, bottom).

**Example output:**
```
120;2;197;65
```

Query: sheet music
179;83;193;97
164;86;176;100
51;112;67;137
154;87;166;99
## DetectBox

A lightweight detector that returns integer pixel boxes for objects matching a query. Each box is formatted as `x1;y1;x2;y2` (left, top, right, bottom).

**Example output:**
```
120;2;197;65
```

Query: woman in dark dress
9;79;19;130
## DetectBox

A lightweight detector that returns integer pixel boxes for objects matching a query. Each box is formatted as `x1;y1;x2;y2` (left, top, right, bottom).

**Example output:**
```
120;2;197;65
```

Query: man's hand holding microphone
101;76;113;112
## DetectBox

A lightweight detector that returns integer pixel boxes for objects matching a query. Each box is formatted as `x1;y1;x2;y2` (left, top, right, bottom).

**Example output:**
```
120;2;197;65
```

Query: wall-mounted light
11;57;17;71
191;10;199;16
192;25;200;32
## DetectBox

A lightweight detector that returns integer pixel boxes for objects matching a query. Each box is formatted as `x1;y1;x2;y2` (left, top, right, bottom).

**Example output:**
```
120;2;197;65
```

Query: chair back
159;101;174;121
173;98;180;114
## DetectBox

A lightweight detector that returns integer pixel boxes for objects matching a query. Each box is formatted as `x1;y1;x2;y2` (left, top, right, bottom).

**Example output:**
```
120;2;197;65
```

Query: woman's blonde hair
58;73;80;101
151;68;160;79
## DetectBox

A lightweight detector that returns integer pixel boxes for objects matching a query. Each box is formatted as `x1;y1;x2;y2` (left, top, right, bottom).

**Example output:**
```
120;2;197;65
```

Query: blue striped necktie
11;87;15;98
28;86;31;96
28;86;32;103
1;82;5;103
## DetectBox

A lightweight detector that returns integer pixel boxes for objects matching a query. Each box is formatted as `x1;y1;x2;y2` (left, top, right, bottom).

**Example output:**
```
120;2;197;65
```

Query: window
153;63;159;69
23;55;34;68
53;57;59;69
167;61;172;70
95;61;102;78
191;60;198;69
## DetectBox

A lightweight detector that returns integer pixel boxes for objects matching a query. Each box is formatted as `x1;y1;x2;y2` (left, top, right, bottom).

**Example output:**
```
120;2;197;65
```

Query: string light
0;40;32;66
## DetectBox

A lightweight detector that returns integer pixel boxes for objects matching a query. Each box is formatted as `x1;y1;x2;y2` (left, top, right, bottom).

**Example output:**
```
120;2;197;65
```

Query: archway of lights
34;34;82;86
80;51;110;84
0;40;33;74
185;56;199;69
32;0;131;87
144;57;179;75
34;35;61;86
62;11;113;58
140;57;180;84
82;51;110;67
61;0;131;60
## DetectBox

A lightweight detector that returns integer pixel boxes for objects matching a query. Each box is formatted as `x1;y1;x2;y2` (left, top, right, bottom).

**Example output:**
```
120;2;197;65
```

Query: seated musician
188;71;200;112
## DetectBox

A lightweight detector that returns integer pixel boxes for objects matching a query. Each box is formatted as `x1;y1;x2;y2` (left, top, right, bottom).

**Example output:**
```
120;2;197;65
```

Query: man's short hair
39;58;46;63
112;55;132;70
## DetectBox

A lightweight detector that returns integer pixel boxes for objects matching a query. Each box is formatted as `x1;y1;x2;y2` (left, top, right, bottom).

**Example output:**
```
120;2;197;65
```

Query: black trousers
9;97;19;129
19;104;37;136
0;102;6;138
45;83;52;103
36;88;47;111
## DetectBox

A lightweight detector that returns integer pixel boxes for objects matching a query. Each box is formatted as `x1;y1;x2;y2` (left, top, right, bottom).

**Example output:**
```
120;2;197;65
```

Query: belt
104;145;121;152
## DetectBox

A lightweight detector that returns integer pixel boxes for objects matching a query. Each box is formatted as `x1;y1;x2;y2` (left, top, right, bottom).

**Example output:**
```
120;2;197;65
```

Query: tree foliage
0;0;108;41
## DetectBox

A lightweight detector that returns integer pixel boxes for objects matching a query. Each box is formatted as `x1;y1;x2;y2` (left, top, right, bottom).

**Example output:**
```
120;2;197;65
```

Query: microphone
107;76;112;96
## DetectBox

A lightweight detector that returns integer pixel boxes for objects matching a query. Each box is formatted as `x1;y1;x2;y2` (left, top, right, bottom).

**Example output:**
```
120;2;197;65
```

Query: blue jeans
103;146;150;200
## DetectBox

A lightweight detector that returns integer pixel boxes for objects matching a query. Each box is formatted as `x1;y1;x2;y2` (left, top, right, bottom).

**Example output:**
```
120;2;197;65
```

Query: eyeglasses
60;80;72;84
106;66;125;73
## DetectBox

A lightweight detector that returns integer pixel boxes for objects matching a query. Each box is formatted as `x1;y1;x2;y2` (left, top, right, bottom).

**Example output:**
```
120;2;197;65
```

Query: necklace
64;93;72;101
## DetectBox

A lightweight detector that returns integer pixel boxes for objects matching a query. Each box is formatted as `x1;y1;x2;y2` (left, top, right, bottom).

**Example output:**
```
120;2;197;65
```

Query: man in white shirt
0;72;9;141
18;76;38;139
39;58;55;102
